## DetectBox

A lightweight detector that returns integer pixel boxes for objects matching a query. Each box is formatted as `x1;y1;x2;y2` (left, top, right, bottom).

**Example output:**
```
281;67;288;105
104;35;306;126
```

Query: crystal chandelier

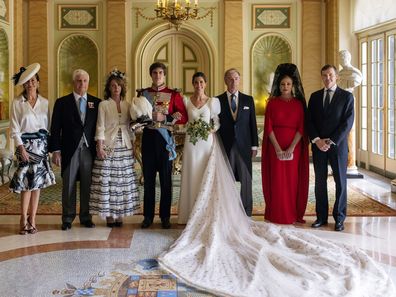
135;0;215;30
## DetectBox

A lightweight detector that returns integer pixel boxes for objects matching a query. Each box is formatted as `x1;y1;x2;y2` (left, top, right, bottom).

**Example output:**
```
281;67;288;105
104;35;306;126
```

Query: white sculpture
338;49;363;93
338;49;363;177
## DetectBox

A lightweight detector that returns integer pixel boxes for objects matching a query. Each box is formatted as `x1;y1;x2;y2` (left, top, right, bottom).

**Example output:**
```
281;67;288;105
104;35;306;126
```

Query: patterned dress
89;99;140;219
9;94;56;193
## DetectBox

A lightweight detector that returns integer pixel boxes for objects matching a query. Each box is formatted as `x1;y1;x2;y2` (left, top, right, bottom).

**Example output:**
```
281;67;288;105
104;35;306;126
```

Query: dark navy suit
217;91;258;216
307;86;354;223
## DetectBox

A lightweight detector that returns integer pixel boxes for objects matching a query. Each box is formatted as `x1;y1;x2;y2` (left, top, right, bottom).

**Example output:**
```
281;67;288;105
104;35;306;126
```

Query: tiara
108;68;126;80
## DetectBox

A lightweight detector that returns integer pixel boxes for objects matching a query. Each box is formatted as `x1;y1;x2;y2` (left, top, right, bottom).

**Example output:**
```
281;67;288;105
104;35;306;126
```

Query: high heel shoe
19;224;30;235
106;217;115;228
27;216;38;234
19;215;29;235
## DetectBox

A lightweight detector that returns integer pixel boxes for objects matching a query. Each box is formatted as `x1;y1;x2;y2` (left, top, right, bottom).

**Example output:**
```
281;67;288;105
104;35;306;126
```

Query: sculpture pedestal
347;166;364;179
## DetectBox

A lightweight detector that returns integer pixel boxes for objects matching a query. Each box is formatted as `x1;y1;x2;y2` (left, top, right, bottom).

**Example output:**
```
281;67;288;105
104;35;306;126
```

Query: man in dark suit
50;69;101;230
217;68;259;216
307;64;354;232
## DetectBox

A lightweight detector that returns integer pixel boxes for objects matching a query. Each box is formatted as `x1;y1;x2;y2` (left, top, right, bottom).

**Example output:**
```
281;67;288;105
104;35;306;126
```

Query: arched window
58;34;99;97
0;29;9;121
251;34;292;115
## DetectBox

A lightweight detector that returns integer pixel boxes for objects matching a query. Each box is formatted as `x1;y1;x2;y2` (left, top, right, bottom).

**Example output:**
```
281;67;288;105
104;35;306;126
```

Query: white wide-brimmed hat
13;63;40;86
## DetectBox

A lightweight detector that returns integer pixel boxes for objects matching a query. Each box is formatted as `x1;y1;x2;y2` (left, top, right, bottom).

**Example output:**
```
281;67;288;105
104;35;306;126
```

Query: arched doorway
135;24;215;97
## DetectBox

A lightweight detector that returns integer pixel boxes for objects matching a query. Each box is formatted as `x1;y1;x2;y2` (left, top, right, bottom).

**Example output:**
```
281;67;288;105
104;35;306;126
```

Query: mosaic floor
0;168;396;297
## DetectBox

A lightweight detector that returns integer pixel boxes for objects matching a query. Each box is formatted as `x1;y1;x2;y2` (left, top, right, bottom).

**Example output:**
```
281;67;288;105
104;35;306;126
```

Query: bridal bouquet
186;118;214;145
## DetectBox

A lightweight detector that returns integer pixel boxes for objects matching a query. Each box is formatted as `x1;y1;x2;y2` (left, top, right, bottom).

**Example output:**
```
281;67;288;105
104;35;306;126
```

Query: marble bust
338;50;363;93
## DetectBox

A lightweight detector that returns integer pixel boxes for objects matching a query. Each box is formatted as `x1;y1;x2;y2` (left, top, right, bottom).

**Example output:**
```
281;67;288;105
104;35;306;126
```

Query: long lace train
158;136;395;297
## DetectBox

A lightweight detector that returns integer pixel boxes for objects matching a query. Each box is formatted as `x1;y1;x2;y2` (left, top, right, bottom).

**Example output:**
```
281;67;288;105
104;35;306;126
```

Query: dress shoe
141;218;153;229
335;222;344;232
161;218;171;229
61;222;72;231
81;221;95;228
311;220;328;228
114;221;123;227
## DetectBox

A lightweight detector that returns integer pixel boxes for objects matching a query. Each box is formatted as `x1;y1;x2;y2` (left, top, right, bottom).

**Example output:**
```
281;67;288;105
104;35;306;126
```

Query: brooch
88;102;95;109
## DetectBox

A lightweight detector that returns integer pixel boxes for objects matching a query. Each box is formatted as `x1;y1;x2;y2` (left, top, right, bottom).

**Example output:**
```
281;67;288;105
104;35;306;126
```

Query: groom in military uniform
140;62;188;229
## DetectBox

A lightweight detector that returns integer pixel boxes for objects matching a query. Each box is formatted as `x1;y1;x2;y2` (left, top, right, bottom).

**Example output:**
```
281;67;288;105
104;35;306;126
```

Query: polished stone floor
0;167;396;296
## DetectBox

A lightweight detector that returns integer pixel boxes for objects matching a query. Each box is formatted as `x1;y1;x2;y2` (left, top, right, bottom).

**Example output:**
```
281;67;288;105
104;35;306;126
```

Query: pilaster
223;0;243;89
301;0;323;97
106;0;127;73
28;0;48;98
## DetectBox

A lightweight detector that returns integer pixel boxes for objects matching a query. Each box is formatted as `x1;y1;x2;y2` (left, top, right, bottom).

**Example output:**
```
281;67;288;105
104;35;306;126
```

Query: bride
177;72;220;224
156;70;396;297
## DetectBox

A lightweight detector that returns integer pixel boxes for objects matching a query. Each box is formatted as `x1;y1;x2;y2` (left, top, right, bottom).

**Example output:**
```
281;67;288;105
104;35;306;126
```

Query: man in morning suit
217;68;259;216
140;62;188;229
307;64;354;232
50;69;101;230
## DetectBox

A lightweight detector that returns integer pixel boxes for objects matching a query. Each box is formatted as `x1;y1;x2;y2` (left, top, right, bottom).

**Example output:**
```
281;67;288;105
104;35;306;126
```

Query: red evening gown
261;97;309;224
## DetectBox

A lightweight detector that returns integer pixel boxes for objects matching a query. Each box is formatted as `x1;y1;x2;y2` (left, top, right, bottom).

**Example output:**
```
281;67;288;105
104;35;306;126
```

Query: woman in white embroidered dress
9;63;56;235
158;69;396;296
177;72;220;224
89;70;139;227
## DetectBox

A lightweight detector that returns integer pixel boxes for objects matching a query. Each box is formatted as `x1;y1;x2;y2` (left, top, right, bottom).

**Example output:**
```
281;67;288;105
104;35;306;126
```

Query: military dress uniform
141;84;187;226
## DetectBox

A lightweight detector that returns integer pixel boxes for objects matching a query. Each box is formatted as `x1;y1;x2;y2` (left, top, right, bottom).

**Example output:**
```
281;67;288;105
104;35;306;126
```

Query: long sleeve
10;99;23;147
210;97;221;131
249;96;259;147
49;98;62;152
169;91;188;124
330;92;354;145
95;102;106;141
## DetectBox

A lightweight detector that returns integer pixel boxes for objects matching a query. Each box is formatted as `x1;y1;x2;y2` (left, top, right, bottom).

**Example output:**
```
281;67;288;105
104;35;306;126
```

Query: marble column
106;0;127;73
223;0;243;89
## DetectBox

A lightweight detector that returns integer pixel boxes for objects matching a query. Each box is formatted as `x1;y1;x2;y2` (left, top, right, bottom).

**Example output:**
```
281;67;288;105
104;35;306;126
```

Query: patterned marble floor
0;167;396;296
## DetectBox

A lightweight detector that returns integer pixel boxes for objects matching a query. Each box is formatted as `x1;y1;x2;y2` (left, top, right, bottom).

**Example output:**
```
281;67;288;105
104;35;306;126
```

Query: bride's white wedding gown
177;96;220;224
158;124;395;297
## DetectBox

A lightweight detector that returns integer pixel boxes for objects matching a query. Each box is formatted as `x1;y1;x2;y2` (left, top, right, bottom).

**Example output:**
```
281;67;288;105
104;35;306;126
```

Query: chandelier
135;1;215;30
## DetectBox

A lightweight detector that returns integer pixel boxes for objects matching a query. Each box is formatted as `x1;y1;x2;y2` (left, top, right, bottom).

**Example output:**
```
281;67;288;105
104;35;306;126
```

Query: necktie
79;97;86;115
230;94;237;113
324;89;331;112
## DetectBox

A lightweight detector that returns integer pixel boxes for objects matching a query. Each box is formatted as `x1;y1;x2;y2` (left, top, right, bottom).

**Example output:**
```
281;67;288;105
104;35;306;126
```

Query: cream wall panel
302;0;323;97
107;0;126;72
28;0;48;98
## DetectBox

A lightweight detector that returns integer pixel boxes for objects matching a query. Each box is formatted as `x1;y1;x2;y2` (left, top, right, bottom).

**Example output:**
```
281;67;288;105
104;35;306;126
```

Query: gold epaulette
172;88;182;93
136;88;147;97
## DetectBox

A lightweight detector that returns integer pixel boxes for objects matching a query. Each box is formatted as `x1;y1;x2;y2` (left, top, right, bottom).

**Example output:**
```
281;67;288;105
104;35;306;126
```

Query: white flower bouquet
186;118;214;145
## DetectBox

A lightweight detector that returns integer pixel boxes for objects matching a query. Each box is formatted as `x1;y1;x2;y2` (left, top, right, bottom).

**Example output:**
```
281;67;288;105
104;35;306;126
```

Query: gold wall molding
224;0;243;89
106;0;126;73
28;0;48;98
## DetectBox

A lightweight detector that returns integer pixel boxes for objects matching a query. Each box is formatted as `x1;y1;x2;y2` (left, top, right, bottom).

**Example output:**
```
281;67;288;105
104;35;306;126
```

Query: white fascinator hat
12;63;41;86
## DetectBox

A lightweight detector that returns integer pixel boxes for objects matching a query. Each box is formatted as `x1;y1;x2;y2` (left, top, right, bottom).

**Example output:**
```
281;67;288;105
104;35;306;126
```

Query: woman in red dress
261;63;309;224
